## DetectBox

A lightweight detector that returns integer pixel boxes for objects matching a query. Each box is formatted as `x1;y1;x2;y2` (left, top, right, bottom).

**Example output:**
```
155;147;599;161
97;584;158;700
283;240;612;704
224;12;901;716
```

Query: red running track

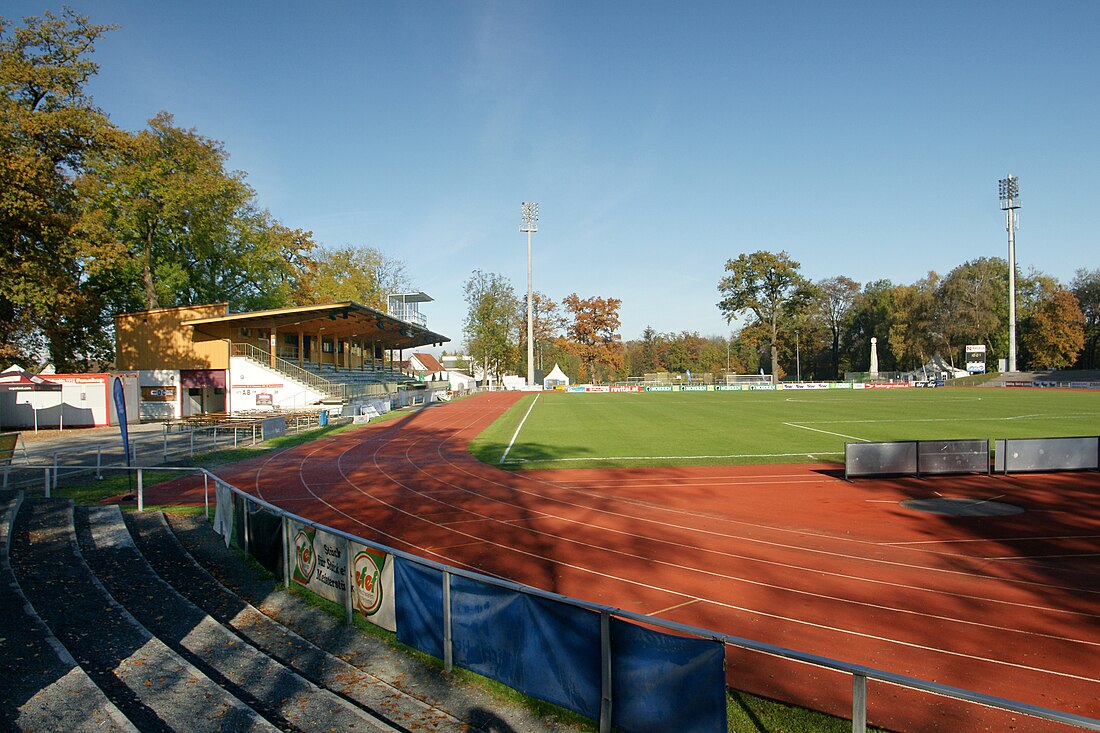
148;392;1100;733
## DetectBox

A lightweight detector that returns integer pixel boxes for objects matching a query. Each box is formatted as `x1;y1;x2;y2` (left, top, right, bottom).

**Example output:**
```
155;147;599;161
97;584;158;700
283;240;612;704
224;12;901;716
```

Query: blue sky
8;2;1098;347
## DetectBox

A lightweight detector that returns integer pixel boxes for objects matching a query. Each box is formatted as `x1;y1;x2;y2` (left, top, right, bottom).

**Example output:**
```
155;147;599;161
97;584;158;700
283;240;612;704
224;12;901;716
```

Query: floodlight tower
998;175;1021;372
521;202;539;388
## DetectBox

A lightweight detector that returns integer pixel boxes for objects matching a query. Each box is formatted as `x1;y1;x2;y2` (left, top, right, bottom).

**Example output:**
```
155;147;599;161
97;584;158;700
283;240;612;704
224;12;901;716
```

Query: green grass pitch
468;388;1100;470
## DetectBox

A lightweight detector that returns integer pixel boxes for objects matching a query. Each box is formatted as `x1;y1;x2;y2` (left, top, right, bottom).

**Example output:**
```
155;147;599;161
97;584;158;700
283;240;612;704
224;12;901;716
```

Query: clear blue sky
8;2;1099;347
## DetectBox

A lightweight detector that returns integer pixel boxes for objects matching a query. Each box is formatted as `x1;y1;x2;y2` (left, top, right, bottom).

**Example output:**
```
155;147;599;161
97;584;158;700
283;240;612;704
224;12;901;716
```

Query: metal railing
1;414;347;493
232;342;346;401
21;462;1092;733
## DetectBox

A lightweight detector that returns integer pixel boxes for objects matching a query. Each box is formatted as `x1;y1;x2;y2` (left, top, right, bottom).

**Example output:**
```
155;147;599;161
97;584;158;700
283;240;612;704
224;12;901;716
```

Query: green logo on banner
352;547;387;616
292;526;317;585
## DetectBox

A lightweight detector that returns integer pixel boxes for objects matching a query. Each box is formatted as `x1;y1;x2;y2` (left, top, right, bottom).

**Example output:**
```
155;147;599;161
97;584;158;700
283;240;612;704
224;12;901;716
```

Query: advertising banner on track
289;519;397;631
349;543;397;631
290;521;348;605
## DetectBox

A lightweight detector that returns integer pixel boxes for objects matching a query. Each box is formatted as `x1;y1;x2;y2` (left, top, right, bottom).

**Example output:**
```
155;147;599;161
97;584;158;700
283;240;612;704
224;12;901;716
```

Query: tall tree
887;273;940;370
303;244;409;309
717;250;811;379
524;291;566;374
842;279;896;374
462;270;520;385
0;9;116;368
1020;284;1085;369
937;257;1009;367
561;293;623;383
1071;269;1100;369
814;276;861;379
78;112;315;313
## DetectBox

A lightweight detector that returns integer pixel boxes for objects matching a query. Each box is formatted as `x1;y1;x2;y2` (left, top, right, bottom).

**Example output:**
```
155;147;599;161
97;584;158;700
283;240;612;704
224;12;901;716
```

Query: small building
0;366;139;430
405;353;447;382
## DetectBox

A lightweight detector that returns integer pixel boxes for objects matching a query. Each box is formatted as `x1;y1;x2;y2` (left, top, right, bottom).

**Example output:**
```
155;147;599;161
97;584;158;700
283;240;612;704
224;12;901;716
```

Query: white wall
228;356;323;412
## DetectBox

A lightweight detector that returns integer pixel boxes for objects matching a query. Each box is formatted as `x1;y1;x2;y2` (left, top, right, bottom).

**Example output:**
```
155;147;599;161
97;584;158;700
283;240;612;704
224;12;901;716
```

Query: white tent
543;364;570;390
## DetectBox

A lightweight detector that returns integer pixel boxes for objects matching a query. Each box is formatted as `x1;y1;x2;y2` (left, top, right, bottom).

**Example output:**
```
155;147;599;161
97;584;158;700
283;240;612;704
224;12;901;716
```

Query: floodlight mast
998;175;1020;372
521;202;539;388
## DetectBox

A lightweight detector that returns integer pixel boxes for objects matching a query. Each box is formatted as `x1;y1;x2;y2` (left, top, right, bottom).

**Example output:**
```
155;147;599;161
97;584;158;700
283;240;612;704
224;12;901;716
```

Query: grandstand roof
182;302;449;350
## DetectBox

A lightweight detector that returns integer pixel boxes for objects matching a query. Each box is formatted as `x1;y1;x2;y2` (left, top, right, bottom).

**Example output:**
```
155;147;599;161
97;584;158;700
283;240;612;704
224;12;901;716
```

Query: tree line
1;9;410;371
463;251;1097;385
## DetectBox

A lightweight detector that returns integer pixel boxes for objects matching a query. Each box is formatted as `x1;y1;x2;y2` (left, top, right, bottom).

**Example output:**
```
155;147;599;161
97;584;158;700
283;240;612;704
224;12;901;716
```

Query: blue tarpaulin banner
611;618;727;733
394;557;444;658
393;558;726;732
112;377;130;466
451;574;602;718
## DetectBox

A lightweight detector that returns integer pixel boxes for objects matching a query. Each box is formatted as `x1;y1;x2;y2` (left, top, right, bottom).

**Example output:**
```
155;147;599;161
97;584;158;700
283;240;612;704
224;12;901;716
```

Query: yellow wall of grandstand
114;303;231;371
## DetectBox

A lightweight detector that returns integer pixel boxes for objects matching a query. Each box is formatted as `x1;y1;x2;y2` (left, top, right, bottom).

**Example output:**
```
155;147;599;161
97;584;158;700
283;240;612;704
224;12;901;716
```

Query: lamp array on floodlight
999;175;1020;210
521;202;539;232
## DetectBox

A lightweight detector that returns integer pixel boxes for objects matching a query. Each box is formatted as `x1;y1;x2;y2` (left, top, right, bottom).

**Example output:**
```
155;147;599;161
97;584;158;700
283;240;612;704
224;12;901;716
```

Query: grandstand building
114;301;448;420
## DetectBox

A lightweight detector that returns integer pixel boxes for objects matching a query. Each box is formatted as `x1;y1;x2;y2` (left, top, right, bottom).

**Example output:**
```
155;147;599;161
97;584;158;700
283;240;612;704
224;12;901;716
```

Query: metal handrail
231;342;346;401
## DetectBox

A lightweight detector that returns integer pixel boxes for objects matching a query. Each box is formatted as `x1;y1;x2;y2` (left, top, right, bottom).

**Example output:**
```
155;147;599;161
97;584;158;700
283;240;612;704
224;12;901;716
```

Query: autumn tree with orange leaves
561;293;624;383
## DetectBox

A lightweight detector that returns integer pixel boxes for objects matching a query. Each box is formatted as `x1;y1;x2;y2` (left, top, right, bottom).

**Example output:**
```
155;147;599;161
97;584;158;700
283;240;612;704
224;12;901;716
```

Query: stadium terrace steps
8;497;278;733
0;491;136;733
3;496;411;733
2;494;570;733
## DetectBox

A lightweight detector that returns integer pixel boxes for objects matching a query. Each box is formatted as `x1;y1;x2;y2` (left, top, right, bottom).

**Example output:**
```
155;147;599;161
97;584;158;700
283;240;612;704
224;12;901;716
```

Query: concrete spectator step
8;498;277;733
76;505;401;733
0;491;136;733
123;510;469;732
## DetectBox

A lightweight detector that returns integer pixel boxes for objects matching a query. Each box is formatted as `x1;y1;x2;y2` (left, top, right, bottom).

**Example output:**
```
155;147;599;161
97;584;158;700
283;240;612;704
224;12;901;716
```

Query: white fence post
136;468;144;512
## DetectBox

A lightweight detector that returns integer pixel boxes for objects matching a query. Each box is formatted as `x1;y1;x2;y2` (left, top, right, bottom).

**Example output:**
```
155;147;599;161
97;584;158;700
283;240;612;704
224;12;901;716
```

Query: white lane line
784;422;870;442
502;451;842;464
499;394;540;465
650;599;700;616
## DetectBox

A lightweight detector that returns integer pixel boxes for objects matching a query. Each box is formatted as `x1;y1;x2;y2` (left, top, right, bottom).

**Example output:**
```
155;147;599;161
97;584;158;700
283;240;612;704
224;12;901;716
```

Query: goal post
722;373;775;386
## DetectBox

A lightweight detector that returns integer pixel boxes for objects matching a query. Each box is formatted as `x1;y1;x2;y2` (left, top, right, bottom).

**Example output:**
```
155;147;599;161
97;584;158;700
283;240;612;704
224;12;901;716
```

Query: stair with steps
0;492;551;733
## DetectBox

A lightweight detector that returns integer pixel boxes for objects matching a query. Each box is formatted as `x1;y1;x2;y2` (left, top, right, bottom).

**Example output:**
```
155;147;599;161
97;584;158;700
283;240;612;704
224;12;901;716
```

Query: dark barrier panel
232;492;247;547
916;439;989;476
451;574;602;718
848;440;994;479
394;557;444;658
245;499;284;575
610;618;726;733
996;436;1100;473
261;415;286;440
845;441;917;478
